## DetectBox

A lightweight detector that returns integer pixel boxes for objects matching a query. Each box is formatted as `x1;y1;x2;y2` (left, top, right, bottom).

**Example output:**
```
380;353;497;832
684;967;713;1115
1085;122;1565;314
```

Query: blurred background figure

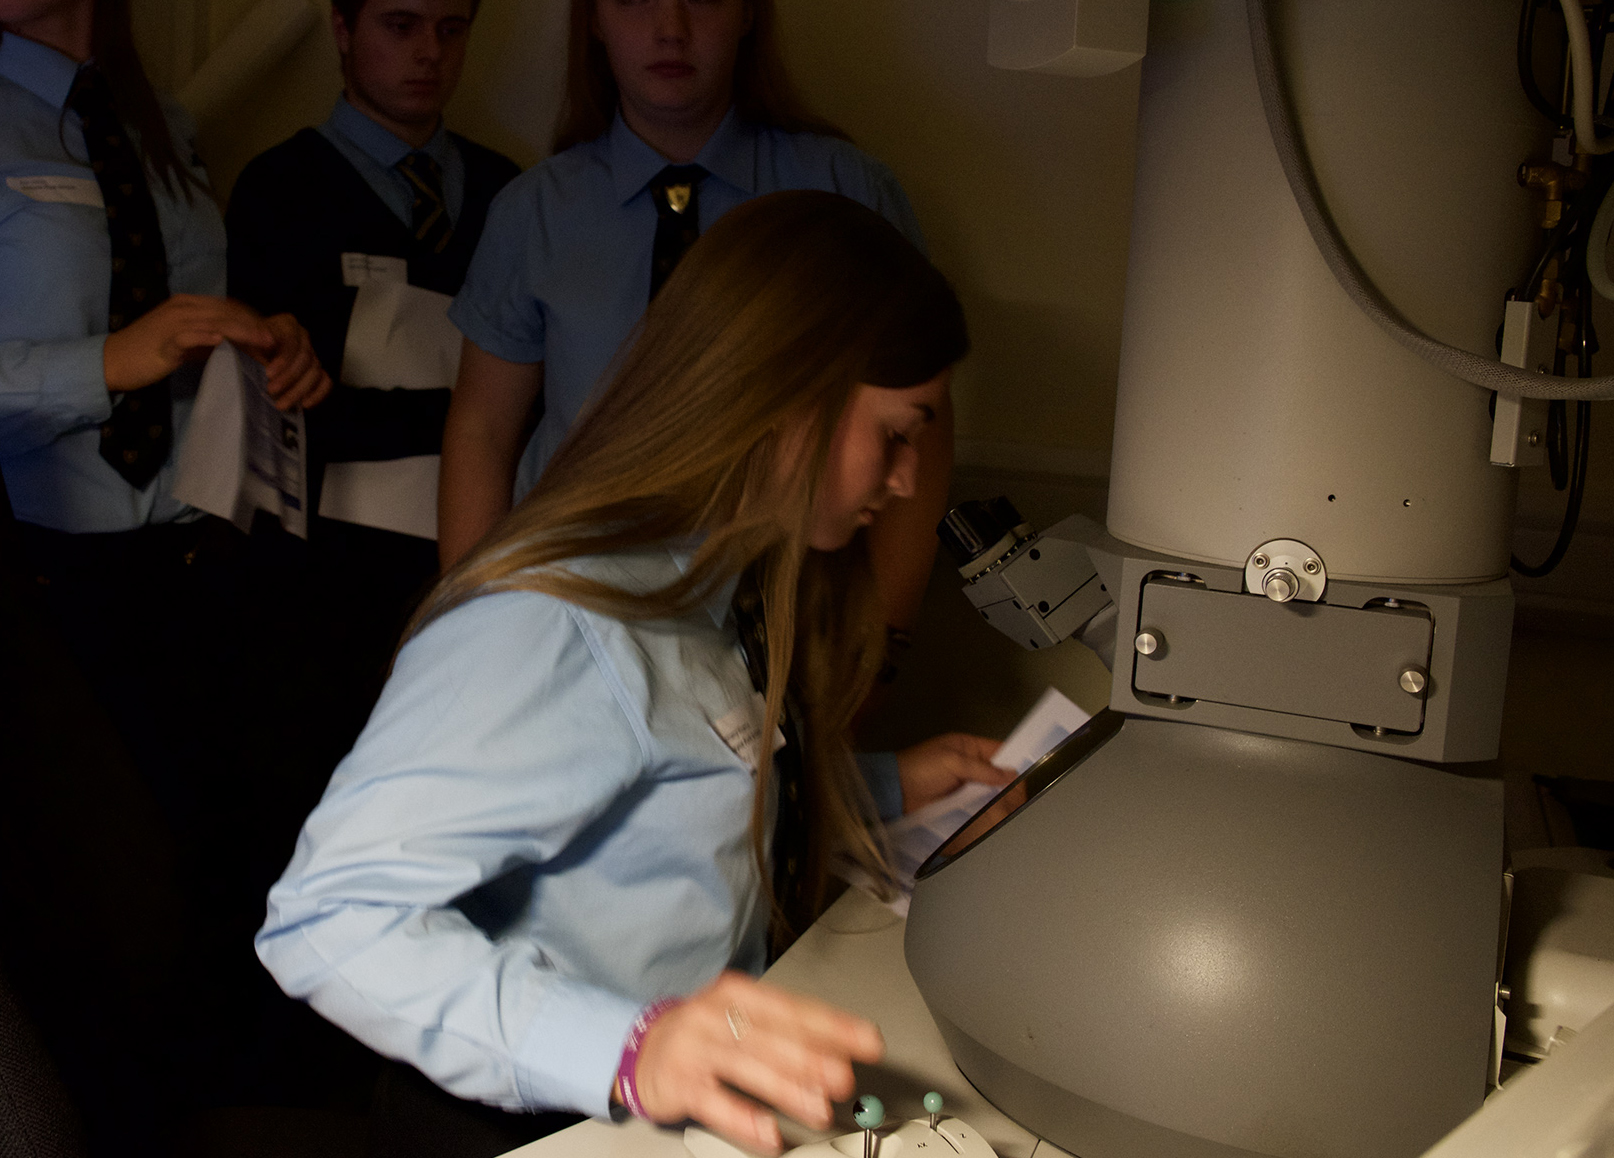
437;0;952;660
222;0;519;1132
0;0;327;1146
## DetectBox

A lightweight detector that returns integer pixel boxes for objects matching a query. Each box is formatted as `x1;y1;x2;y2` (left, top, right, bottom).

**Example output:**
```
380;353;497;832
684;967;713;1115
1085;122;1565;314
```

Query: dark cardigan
225;127;520;480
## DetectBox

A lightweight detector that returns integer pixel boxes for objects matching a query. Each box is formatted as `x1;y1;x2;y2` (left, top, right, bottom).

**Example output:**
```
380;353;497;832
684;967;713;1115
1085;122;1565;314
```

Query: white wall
776;0;1138;481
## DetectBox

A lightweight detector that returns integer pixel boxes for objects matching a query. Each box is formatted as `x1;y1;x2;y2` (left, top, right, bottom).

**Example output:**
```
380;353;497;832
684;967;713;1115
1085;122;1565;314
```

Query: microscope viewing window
915;709;1125;881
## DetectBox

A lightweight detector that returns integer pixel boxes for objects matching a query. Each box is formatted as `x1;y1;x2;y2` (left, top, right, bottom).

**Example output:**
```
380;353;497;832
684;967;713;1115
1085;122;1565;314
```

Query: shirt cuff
857;751;904;822
512;980;643;1118
45;334;114;430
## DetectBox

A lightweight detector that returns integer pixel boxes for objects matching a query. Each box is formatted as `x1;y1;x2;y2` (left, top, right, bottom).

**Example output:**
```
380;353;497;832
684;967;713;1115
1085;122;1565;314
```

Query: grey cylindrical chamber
1106;0;1539;583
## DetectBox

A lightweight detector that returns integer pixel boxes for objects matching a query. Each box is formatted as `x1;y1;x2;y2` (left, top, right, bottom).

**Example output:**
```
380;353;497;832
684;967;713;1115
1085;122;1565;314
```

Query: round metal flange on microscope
1245;539;1327;603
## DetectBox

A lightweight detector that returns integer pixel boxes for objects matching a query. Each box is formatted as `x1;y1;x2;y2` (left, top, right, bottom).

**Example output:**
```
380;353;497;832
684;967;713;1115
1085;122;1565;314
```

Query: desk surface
502;888;1069;1158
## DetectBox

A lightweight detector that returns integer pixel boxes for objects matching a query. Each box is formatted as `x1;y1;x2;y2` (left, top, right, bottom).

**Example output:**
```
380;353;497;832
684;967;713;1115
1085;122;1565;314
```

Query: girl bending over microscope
257;191;1009;1155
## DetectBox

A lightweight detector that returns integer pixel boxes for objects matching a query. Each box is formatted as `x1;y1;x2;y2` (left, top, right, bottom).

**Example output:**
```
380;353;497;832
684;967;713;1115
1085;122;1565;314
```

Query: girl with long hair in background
436;0;951;666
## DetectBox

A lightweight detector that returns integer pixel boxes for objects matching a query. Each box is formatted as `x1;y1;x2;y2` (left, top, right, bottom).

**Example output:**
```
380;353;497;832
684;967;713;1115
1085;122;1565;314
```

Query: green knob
854;1095;886;1130
923;1092;944;1115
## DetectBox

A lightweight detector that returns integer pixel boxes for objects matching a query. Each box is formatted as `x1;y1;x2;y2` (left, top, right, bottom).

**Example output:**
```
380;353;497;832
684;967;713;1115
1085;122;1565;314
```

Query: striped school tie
397;151;453;254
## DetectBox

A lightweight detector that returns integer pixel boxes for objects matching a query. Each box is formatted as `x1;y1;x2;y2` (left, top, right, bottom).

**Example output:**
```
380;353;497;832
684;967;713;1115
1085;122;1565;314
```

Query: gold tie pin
666;184;692;214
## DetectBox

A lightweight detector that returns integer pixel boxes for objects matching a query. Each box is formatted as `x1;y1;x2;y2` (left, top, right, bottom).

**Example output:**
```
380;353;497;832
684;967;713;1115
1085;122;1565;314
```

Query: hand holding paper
258;312;331;411
839;686;1092;915
896;733;1013;814
103;294;275;391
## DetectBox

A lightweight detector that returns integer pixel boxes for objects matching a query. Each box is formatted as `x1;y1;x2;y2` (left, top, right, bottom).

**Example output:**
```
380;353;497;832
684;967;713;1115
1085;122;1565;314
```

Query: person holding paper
226;0;519;545
0;21;328;534
0;0;328;1130
224;0;519;782
436;0;950;665
222;0;520;1122
260;193;1010;1158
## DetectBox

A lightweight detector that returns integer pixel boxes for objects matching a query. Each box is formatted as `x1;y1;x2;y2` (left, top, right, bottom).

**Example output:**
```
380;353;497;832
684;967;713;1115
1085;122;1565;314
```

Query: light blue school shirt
0;33;225;532
257;546;903;1117
317;95;465;229
447;109;925;498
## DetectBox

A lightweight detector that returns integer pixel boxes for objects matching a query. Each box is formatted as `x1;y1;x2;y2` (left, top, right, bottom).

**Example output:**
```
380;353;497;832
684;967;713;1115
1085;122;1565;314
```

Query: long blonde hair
414;191;966;936
551;0;848;154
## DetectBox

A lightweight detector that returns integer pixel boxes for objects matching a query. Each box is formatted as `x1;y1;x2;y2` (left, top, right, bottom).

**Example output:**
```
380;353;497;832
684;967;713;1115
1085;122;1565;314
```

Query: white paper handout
992;685;1093;774
837;686;1092;916
318;279;461;541
340;280;461;389
172;341;308;537
340;252;407;288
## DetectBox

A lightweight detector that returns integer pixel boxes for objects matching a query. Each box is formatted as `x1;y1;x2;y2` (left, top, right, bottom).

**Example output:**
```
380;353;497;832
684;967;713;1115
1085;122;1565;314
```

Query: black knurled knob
937;496;1026;567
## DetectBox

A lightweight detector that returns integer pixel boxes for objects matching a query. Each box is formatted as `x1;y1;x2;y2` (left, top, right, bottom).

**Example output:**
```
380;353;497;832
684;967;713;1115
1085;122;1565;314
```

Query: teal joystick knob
923;1091;943;1129
854;1095;886;1130
856;1095;885;1158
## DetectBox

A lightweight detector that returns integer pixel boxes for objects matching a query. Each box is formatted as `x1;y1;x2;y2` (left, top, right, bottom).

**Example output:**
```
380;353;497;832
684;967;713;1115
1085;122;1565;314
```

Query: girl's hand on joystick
632;972;884;1155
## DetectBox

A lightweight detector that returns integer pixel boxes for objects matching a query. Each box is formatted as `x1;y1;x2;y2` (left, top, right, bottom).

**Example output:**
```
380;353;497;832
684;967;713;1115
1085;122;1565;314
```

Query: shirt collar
326;94;453;170
0;33;82;111
666;543;741;630
609;105;757;206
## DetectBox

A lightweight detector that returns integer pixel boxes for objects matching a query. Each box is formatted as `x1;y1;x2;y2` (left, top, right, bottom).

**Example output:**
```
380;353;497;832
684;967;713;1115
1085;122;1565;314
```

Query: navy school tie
731;570;812;957
648;164;706;301
71;66;172;490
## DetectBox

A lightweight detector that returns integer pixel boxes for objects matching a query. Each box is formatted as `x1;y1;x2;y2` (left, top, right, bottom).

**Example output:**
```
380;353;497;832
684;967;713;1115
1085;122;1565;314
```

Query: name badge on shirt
713;692;788;774
341;252;408;288
7;175;103;207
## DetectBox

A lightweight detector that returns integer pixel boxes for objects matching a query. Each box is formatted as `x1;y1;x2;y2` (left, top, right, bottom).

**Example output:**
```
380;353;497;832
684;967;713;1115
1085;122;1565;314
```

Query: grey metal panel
973;598;1060;650
1001;533;1096;615
1430;579;1515;763
1106;547;1514;762
964;515;1113;650
906;716;1504;1158
1133;580;1433;731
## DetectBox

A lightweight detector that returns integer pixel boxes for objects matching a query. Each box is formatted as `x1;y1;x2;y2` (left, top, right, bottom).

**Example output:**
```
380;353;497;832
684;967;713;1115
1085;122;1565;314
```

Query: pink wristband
617;997;682;1120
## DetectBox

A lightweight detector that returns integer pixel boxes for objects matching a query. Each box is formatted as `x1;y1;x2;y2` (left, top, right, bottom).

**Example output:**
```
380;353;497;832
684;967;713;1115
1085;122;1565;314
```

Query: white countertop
500;887;1068;1158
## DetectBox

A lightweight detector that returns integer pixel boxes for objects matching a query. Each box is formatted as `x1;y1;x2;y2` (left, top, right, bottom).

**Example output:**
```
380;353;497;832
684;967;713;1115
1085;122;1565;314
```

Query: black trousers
2;517;243;1153
11;518;392;1118
15;518;254;834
